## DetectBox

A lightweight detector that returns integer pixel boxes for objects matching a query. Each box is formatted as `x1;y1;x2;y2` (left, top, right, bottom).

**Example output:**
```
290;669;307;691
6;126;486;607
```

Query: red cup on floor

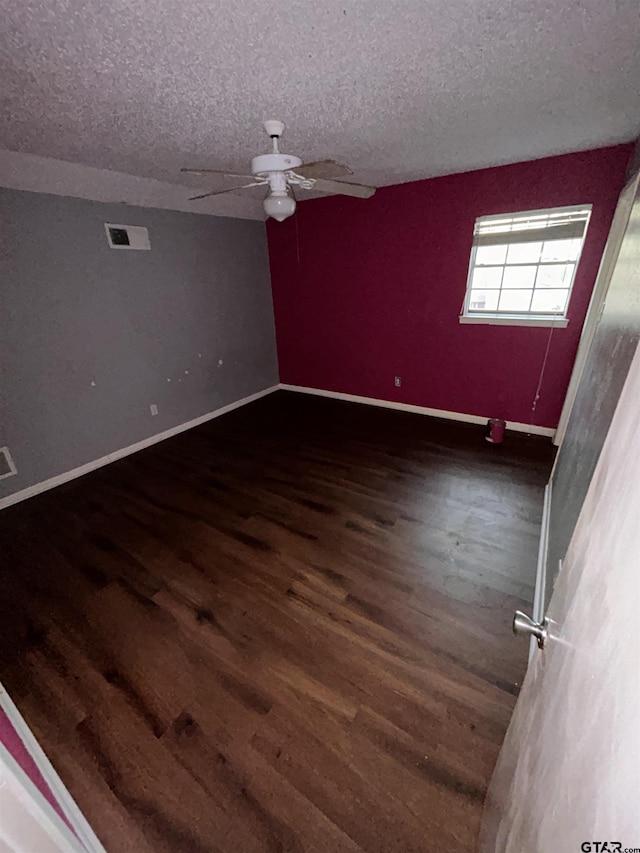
486;418;506;444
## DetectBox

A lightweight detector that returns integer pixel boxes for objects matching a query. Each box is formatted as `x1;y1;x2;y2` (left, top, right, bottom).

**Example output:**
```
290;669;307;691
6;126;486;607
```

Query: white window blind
462;205;592;324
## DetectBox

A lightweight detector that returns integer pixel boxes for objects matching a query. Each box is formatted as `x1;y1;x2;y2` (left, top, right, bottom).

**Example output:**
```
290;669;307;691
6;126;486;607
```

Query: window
460;205;592;327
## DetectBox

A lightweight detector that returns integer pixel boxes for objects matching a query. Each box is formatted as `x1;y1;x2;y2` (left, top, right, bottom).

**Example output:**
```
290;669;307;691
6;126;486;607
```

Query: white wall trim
0;385;279;511
0;742;85;852
0;685;105;852
1;382;553;513
459;315;569;329
553;163;640;447
279;384;556;437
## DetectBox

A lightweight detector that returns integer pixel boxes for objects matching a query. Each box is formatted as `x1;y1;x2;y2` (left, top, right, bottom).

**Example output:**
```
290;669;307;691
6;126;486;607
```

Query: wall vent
0;447;17;480
104;223;150;250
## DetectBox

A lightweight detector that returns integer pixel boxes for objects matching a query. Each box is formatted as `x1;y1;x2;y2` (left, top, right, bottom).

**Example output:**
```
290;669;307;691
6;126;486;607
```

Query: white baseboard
1;381;554;512
0;684;106;852
278;384;556;438
0;385;279;511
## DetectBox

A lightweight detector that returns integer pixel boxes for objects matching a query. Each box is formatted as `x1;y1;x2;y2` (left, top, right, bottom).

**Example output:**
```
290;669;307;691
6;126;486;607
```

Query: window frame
460;204;592;328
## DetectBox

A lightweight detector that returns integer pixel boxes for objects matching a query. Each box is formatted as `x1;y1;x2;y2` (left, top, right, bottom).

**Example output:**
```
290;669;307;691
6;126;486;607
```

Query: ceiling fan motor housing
251;153;302;176
263;119;285;138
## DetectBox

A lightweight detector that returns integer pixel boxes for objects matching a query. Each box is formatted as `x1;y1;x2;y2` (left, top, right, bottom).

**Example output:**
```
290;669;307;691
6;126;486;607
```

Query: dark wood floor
0;391;554;852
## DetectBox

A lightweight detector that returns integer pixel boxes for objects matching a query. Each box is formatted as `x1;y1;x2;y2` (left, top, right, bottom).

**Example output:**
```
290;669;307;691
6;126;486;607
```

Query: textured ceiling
1;0;639;209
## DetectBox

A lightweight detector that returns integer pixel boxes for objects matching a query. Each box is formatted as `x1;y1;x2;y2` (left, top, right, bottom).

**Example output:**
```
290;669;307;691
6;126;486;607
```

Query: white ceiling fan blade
295;160;353;180
189;181;266;201
311;179;376;199
181;168;256;180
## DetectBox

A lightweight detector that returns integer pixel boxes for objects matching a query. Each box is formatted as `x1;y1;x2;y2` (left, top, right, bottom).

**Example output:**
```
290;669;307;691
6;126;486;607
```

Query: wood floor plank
0;391;554;851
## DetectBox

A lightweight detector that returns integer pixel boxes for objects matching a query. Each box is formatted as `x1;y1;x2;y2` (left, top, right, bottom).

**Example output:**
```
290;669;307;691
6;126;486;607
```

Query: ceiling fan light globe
264;192;296;222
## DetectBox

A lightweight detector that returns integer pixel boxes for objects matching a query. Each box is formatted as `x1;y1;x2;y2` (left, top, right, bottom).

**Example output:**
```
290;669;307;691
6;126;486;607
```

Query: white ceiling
1;0;639;218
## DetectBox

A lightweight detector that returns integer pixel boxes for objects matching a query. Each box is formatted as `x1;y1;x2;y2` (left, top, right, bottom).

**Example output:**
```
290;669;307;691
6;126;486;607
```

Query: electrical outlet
394;376;402;387
150;404;158;416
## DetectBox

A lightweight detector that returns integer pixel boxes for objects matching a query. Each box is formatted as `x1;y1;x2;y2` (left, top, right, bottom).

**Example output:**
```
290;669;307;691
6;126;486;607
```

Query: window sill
459;314;569;328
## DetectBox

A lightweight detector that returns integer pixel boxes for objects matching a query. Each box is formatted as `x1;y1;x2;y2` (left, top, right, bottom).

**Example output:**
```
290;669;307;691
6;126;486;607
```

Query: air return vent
0;447;17;480
104;223;150;250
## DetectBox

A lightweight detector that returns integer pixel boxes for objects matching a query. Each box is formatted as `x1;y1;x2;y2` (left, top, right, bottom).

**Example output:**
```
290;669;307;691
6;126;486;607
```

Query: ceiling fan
181;120;376;222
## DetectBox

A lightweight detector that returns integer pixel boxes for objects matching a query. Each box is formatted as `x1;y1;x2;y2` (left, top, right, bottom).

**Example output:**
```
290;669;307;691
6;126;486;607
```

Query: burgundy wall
268;145;632;429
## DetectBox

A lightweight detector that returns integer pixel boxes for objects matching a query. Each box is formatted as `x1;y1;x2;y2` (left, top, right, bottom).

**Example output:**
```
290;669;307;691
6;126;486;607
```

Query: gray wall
545;165;640;603
0;188;278;499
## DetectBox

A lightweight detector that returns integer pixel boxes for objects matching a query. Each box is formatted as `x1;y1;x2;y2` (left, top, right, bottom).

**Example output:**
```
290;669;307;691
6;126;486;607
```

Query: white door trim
554;163;640;448
0;685;106;852
0;741;87;853
529;481;552;661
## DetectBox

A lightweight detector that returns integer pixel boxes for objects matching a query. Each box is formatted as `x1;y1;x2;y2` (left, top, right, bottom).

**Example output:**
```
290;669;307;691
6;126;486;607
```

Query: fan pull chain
529;321;557;432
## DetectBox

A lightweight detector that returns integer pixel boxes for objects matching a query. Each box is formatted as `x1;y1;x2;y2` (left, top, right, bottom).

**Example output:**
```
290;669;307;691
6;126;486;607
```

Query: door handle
512;611;549;649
